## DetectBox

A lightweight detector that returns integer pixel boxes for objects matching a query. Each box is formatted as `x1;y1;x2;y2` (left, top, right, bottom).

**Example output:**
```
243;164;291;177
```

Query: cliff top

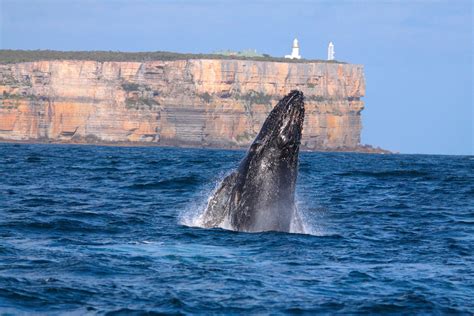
0;49;347;65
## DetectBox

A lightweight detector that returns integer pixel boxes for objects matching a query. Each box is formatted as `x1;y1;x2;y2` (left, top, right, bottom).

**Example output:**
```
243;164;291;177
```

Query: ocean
0;143;472;314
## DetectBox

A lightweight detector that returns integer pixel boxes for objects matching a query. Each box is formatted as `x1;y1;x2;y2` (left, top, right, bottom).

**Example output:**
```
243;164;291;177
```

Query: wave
126;175;202;190
336;170;430;178
2;218;115;234
25;156;42;163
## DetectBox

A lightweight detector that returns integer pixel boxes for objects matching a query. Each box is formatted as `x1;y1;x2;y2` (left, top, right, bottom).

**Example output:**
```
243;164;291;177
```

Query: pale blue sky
1;0;472;154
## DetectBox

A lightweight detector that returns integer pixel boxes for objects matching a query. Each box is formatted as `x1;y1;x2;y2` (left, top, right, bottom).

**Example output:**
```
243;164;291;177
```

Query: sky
1;0;472;155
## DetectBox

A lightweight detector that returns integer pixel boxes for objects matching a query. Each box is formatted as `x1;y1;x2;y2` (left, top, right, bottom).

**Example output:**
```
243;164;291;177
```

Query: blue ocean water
0;143;473;314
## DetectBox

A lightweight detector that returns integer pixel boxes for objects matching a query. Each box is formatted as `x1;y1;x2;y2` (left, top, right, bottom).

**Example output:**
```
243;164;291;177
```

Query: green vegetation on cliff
0;50;345;64
235;90;273;105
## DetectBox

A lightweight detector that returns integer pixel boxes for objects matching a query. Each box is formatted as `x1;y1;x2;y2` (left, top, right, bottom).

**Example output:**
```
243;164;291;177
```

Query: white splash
180;186;326;236
179;180;220;228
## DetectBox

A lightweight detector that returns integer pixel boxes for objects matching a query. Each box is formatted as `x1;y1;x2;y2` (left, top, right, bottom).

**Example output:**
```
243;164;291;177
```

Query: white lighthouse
285;38;301;59
327;41;335;61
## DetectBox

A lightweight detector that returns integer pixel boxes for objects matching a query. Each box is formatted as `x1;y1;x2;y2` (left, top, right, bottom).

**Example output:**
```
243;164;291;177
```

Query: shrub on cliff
199;92;212;103
236;90;273;105
0;49;346;64
125;97;159;110
121;82;140;91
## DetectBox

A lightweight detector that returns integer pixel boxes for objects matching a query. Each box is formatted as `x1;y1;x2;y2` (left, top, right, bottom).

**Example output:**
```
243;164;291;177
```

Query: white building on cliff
285;38;301;59
328;41;335;60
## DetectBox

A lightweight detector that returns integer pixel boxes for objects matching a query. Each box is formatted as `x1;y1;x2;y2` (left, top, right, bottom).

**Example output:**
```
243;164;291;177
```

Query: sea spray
181;186;321;236
293;195;328;236
179;173;228;228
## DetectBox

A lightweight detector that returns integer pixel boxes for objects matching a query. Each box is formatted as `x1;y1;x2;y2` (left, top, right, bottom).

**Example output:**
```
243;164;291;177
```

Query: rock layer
0;59;365;150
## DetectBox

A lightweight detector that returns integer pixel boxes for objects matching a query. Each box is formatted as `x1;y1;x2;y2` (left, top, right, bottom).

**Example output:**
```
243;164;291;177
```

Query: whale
200;90;305;233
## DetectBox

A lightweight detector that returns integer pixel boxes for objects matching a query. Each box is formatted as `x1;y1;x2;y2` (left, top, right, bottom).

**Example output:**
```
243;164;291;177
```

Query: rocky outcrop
0;59;365;150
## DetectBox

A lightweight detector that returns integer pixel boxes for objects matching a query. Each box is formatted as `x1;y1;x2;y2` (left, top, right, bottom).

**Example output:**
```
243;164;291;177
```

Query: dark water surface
0;143;473;314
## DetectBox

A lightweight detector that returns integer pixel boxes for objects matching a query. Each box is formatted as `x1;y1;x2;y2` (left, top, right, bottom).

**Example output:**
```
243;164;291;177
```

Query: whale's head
231;90;305;232
250;90;305;159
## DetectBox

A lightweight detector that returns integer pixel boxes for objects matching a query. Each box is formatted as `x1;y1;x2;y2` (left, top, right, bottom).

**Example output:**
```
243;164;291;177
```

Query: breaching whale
200;90;305;233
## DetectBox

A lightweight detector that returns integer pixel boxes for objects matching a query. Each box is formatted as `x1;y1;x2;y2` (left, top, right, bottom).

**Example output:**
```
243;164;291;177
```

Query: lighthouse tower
327;41;335;61
285;38;302;59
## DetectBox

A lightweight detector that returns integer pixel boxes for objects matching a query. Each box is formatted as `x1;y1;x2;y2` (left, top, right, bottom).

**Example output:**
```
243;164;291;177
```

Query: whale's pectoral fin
201;172;238;228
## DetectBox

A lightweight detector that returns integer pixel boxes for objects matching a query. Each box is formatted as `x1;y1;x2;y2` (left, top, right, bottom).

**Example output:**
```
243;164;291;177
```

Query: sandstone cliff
0;59;366;150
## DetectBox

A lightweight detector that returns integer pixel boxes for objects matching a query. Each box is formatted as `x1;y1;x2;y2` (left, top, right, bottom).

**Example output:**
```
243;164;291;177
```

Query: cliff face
0;59;365;150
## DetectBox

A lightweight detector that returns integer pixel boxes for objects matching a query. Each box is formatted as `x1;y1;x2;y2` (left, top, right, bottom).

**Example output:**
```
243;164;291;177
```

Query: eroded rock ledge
0;58;372;151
